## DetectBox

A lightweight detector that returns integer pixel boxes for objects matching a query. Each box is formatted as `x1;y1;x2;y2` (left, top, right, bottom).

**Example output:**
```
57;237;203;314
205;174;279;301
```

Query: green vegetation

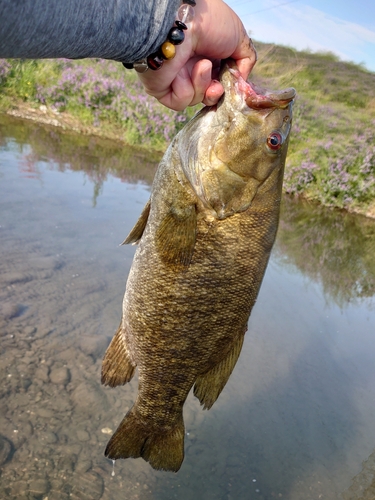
1;42;375;215
250;43;375;216
0;58;193;151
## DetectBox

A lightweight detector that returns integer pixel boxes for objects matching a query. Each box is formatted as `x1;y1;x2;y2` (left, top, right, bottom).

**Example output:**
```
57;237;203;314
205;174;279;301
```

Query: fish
101;59;295;472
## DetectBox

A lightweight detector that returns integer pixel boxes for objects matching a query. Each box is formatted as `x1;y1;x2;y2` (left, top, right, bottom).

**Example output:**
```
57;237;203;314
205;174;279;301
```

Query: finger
188;59;213;107
231;26;257;80
236;55;255;81
202;80;224;106
158;67;195;111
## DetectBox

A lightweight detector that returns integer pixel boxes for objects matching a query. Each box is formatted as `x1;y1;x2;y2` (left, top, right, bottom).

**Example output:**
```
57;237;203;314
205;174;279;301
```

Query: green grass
1;43;375;215
0;58;196;150
249;43;375;214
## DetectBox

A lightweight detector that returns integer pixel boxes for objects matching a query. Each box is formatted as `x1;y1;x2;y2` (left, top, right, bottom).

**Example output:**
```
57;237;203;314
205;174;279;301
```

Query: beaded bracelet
123;0;196;73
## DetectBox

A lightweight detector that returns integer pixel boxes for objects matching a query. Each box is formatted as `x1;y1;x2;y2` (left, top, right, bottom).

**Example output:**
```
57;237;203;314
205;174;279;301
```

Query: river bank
2;103;375;220
4;102;137;146
1;43;375;218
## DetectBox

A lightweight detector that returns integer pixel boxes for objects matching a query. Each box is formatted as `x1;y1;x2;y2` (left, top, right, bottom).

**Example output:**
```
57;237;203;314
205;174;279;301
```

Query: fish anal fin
155;203;196;268
121;200;151;245
101;322;136;387
194;334;244;409
105;406;184;472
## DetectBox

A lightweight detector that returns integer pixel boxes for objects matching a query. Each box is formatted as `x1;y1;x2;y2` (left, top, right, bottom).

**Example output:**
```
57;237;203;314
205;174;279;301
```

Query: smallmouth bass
102;60;295;471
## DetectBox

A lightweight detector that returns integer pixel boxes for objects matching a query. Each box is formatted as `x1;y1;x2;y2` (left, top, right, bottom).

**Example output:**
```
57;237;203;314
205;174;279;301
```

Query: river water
1;114;375;500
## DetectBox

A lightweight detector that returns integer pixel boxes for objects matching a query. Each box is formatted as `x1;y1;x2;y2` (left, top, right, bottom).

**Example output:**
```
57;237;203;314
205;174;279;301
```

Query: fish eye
267;132;283;151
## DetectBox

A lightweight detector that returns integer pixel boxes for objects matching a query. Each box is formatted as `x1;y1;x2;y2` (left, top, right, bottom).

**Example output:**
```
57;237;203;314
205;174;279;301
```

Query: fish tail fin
101;322;136;387
194;334;244;409
105;406;185;472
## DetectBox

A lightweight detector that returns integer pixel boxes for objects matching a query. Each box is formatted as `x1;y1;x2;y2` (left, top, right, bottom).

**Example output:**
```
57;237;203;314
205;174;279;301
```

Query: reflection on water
0;114;161;207
1;114;375;499
276;197;375;306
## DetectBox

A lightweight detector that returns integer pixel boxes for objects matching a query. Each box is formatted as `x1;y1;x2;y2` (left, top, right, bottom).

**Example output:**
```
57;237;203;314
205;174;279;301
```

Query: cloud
241;3;375;70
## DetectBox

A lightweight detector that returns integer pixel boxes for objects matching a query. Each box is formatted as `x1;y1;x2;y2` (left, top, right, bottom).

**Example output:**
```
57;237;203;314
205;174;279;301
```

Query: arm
0;0;257;110
0;0;180;61
139;0;257;110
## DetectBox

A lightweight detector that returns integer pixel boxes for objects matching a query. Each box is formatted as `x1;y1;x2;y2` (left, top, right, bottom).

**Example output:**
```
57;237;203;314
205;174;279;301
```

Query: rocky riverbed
0;135;238;499
0;218;227;500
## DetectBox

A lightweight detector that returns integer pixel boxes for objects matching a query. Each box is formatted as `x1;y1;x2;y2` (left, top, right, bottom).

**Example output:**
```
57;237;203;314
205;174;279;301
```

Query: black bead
175;20;187;31
122;62;134;69
184;0;196;5
168;27;185;45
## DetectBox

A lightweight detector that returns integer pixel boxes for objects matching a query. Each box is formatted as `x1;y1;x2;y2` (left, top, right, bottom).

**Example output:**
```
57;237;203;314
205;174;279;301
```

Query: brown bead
147;53;164;71
133;59;148;73
161;41;176;60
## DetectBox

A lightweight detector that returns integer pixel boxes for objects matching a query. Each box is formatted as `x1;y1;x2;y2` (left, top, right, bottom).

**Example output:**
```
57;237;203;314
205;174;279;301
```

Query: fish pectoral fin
105;406;185;472
121;199;151;245
194;334;244;409
155;203;197;267
101;322;136;387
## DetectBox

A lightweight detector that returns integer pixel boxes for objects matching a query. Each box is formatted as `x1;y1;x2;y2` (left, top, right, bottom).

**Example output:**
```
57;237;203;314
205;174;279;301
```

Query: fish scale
101;59;295;471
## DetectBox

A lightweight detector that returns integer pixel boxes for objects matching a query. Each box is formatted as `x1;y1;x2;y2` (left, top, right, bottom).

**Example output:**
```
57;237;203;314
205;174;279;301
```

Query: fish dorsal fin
155;203;197;268
121;199;151;245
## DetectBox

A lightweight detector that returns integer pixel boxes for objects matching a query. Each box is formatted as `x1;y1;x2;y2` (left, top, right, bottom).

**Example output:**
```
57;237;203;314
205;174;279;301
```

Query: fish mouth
221;59;296;110
245;81;296;109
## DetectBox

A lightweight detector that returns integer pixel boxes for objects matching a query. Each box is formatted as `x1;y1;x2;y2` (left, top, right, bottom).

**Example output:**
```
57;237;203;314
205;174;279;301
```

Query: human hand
137;0;257;111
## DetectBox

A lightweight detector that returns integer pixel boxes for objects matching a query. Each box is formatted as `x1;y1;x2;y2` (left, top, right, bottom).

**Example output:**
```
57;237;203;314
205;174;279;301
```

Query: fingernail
249;38;258;62
204;81;223;105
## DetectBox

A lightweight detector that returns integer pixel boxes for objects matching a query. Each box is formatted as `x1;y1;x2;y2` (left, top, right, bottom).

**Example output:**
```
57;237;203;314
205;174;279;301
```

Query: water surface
1;115;375;500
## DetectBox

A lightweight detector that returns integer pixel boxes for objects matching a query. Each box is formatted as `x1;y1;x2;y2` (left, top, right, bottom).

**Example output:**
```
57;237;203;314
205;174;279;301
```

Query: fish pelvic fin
105;406;185;472
194;334;244;410
155;203;196;268
101;322;136;387
121;199;151;245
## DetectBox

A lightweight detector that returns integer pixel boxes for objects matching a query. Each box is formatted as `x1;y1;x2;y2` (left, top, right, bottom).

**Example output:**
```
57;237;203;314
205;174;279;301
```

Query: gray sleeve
0;0;181;62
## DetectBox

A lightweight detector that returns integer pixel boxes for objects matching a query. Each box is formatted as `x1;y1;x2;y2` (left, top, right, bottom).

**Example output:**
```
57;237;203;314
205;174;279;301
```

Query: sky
226;0;375;72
